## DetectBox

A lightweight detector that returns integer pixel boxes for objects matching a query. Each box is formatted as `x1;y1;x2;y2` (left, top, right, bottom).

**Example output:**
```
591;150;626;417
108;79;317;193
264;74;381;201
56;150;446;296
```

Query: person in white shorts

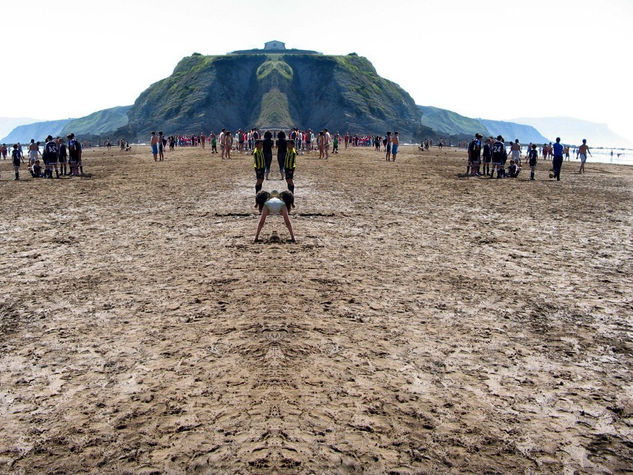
28;139;40;164
254;190;296;243
577;139;592;174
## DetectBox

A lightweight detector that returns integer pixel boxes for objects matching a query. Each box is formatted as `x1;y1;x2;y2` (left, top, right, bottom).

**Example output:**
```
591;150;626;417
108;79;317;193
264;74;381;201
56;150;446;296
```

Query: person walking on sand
551;137;564;181
12;144;21;180
254;190;296;243
577;139;592;174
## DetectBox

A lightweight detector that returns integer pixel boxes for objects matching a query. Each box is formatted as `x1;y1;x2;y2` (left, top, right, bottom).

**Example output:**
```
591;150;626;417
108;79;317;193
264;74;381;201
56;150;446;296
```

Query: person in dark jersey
551;137;564;181
12;144;21;180
276;131;287;179
528;144;538;180
482;136;493;176
467;133;482;176
57;137;68;176
263;131;274;180
43;135;59;178
490;135;507;179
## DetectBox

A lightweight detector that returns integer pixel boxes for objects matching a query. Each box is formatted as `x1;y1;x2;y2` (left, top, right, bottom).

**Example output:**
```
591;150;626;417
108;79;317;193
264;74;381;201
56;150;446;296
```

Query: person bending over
254;190;296;243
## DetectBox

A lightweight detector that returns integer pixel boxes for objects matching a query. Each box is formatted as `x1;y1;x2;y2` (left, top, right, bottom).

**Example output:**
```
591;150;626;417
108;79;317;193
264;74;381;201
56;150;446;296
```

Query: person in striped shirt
253;139;266;194
284;140;297;193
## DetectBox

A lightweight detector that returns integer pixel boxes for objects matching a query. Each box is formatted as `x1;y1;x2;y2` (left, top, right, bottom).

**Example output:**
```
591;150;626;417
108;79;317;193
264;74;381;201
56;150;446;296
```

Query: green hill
418;105;487;137
122;51;434;141
1;45;554;145
62;106;131;137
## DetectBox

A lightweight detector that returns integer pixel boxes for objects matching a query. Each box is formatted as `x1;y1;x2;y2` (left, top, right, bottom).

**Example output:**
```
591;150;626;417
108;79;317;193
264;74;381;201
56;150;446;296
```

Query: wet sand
1;144;632;472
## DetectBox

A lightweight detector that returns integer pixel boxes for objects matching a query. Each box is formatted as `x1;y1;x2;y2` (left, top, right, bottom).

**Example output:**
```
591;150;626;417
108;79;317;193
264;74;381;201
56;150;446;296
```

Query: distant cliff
1;119;71;144
512;117;632;147
479;119;548;144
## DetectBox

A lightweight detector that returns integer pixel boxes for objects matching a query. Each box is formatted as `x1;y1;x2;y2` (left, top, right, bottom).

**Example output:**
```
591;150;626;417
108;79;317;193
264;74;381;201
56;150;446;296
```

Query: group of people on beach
1;134;84;181
466;134;592;181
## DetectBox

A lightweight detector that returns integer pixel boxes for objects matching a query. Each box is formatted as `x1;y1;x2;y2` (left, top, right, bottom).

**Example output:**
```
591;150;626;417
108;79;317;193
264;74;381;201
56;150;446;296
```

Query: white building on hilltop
264;41;286;51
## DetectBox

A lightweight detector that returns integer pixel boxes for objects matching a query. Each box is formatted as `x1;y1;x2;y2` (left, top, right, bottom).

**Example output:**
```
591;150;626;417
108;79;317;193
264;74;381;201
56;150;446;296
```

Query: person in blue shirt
551;137;564;181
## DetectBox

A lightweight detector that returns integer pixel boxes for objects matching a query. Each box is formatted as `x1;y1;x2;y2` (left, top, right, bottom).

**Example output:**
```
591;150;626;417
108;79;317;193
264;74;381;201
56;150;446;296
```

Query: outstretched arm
254;207;269;242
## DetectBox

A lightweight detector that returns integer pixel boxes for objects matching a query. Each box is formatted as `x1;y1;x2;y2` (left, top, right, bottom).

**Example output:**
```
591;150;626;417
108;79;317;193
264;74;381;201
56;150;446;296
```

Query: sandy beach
0;144;632;472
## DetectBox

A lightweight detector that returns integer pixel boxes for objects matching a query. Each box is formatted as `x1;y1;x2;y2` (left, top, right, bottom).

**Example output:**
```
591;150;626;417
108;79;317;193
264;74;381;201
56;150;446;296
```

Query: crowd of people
1;133;85;180
465;134;593;181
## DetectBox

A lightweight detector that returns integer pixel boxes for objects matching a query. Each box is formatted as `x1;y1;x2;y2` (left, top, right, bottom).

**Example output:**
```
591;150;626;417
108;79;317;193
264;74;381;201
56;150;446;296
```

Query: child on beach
285;140;297;193
254;190;296;243
58;138;68;176
12;144;21;180
30;160;43;178
507;159;520;178
482;137;493;176
528;144;538;180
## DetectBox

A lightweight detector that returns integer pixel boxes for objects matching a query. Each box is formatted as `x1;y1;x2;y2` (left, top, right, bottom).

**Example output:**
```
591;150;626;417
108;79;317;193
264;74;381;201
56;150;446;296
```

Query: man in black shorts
284;140;297;193
482;137;493;176
253;139;265;194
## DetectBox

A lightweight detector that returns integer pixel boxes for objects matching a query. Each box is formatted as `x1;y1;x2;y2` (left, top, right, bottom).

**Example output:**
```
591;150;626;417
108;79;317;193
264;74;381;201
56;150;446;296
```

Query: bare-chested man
391;132;400;161
577;139;592;174
510;139;521;166
150;131;159;161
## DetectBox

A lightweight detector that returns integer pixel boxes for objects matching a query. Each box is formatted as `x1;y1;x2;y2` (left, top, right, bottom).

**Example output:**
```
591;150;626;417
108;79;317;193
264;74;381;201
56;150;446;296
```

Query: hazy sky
2;0;632;142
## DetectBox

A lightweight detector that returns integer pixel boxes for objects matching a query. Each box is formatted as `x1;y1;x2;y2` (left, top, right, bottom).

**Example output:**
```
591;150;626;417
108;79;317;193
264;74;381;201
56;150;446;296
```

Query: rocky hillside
122;52;434;141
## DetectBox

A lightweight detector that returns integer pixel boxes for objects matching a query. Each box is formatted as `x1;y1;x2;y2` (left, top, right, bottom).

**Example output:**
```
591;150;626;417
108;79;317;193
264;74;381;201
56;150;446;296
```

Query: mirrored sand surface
1;145;632;472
